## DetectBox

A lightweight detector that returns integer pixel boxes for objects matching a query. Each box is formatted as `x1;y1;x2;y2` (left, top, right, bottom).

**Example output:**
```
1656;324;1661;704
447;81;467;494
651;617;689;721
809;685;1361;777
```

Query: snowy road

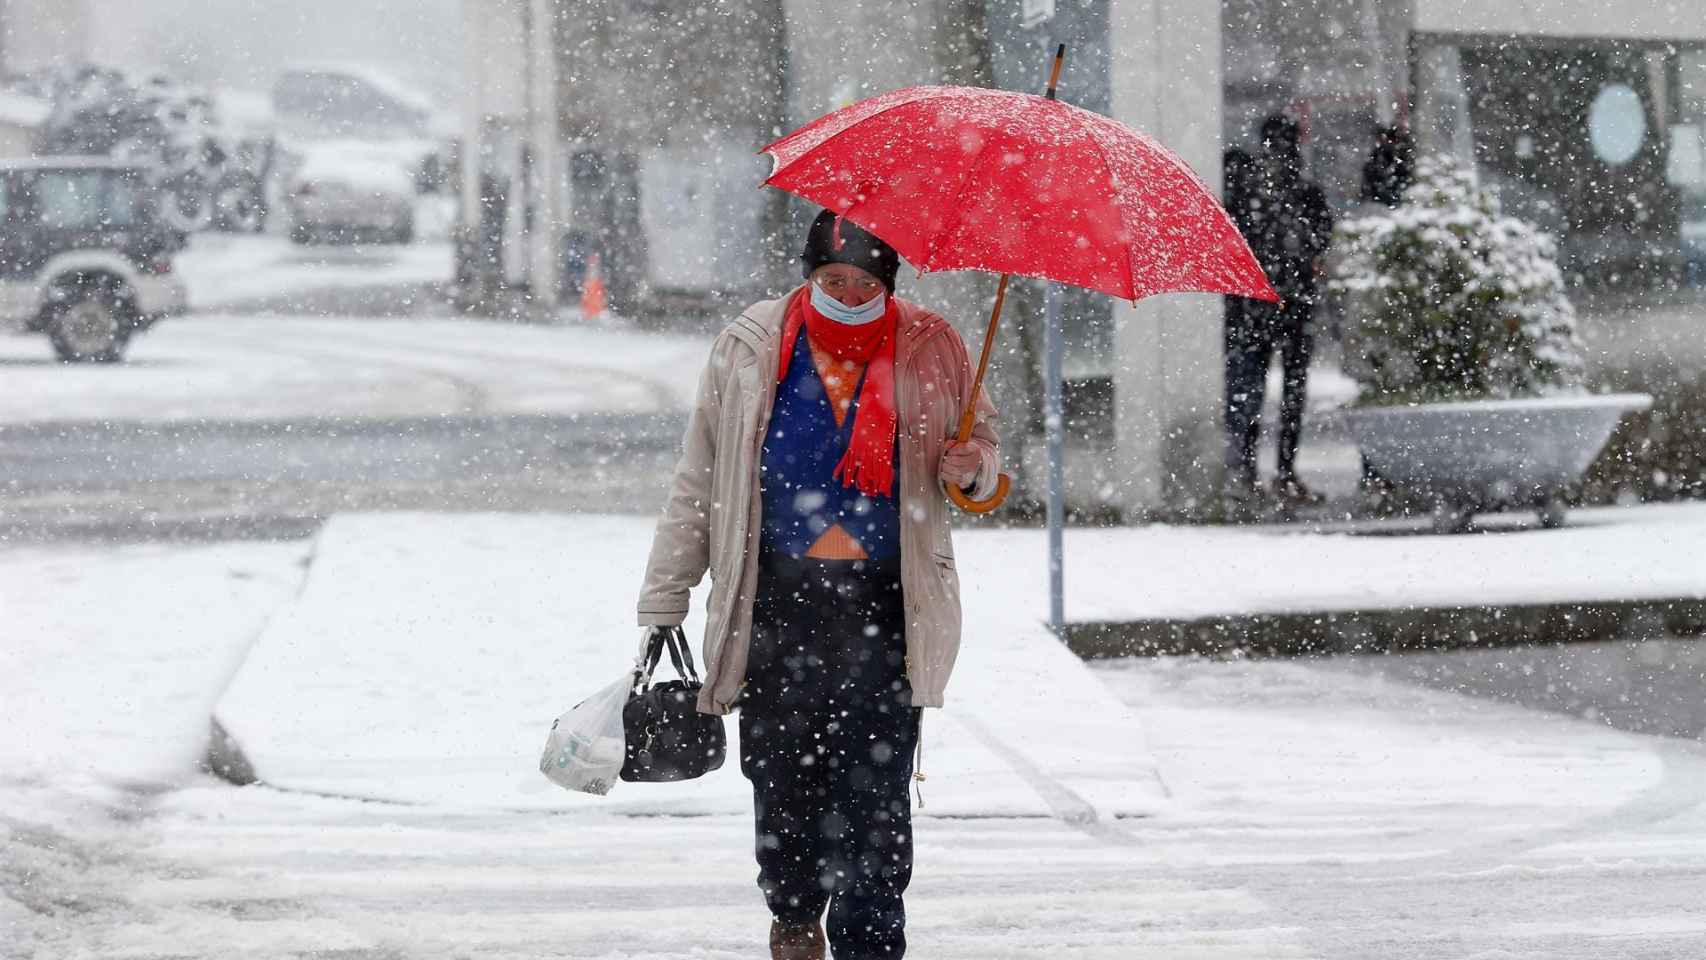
0;313;707;539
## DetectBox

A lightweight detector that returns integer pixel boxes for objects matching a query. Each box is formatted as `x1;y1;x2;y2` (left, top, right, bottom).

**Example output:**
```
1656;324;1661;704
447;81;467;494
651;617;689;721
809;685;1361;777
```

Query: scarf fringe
833;443;897;499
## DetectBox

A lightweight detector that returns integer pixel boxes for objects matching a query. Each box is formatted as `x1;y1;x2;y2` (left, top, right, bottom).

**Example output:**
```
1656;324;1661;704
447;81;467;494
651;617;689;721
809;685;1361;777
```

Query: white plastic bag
539;670;632;795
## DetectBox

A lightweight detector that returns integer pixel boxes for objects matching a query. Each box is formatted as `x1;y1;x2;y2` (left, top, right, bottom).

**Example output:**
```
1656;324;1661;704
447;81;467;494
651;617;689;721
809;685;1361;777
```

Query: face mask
810;281;887;326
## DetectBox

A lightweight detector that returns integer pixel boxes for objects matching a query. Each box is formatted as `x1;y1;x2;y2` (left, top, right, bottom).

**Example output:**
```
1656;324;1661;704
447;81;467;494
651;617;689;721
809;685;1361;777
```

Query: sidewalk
214;513;1169;820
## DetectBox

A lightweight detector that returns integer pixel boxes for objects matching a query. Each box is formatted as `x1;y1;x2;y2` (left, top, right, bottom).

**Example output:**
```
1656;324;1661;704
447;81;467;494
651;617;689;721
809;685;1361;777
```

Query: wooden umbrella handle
946;274;1013;514
947;47;1066;515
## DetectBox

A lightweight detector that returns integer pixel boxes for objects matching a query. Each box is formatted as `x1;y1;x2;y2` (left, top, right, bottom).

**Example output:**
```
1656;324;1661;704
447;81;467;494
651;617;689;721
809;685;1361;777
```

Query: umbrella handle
947;471;1012;514
946;274;1012;514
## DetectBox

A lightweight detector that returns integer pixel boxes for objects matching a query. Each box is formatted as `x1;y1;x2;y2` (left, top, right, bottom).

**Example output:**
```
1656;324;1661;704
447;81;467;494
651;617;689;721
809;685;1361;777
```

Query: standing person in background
1348;124;1416;507
1361;123;1415;209
1221;147;1264;510
1224;113;1336;507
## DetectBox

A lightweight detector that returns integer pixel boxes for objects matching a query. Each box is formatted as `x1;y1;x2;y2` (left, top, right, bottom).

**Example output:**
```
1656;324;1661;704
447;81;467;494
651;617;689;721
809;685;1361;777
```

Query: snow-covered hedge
1330;156;1585;406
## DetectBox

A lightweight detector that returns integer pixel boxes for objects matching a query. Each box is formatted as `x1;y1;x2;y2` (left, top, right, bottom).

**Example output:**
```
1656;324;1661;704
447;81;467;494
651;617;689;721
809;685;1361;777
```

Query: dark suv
0;158;188;362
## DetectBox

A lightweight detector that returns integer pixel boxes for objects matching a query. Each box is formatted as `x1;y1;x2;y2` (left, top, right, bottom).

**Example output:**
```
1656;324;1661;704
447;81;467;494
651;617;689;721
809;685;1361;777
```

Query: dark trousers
739;551;919;960
1224;295;1315;486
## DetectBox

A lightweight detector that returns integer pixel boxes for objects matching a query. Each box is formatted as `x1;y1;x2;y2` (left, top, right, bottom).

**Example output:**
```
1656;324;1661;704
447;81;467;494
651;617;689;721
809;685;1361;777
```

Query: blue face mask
809;281;887;326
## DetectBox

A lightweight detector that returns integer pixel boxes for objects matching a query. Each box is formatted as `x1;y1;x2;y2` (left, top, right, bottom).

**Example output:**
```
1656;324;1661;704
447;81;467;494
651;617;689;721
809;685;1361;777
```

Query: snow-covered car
285;143;415;245
0;158;188;362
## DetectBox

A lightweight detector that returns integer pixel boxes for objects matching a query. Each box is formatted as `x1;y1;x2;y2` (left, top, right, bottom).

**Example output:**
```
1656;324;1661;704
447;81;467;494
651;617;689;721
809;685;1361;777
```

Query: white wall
1108;0;1226;514
459;0;528;285
2;0;89;71
640;138;767;291
1413;0;1706;42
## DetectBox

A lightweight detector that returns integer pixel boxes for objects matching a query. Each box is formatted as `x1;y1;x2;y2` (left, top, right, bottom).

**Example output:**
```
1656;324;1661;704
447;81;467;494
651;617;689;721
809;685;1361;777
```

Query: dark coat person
1361;123;1415;208
1223;113;1335;505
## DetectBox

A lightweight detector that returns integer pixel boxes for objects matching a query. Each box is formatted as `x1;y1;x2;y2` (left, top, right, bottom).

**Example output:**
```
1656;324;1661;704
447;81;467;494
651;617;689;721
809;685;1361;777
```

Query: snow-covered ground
972;501;1706;621
7;514;1706;957
174;228;453;312
212;513;1165;820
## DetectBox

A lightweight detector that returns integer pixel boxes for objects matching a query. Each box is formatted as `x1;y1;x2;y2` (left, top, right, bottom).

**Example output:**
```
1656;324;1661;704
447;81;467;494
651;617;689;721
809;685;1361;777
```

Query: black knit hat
800;209;901;293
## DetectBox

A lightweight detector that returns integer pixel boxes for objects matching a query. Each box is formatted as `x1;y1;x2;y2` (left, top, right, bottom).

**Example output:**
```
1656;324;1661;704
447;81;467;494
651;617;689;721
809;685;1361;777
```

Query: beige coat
636;287;1000;714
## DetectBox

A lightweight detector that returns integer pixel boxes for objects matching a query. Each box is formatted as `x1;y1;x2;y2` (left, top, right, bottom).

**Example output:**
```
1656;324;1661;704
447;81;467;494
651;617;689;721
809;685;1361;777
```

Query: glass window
1589;83;1647;166
1671;50;1706;279
33;171;104;230
104;174;140;227
31;171;139;230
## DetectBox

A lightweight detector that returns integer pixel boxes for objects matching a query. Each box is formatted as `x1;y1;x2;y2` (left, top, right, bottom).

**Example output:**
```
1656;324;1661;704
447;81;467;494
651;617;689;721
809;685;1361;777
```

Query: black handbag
620;626;727;782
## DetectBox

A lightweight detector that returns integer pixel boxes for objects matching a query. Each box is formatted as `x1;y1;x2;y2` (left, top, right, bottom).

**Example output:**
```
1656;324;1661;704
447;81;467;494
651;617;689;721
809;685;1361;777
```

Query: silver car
285;142;415;245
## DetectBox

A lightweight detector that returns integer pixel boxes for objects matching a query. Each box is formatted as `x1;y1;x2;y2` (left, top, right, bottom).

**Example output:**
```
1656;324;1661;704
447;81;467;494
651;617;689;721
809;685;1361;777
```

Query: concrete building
0;0;90;75
458;0;539;304
459;0;1706;517
0;0;90;158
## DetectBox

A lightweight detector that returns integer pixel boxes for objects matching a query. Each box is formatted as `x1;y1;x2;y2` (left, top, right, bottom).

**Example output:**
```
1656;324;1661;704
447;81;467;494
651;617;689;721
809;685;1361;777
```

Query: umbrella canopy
763;84;1277;304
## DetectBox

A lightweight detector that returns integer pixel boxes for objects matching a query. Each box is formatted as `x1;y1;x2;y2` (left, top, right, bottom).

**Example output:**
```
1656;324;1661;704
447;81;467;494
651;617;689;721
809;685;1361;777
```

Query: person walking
1223;113;1336;506
635;209;1001;959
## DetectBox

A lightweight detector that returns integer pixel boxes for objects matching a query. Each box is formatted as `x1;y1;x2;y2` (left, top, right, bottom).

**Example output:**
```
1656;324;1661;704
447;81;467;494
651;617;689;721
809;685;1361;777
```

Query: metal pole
1041;42;1068;634
1043;280;1065;634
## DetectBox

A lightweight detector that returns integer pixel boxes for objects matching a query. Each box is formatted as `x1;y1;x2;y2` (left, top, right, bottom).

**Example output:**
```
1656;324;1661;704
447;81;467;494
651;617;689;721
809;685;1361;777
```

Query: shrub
1330;156;1585;405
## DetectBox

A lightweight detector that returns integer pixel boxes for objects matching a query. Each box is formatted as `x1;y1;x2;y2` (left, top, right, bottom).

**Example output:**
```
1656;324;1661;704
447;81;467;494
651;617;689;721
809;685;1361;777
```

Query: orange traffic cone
580;253;608;319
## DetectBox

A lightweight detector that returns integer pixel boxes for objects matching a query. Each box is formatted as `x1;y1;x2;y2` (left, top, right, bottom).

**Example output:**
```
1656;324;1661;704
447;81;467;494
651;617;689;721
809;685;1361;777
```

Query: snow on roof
278;61;437;116
0;155;147;172
290;141;417;195
212;89;276;137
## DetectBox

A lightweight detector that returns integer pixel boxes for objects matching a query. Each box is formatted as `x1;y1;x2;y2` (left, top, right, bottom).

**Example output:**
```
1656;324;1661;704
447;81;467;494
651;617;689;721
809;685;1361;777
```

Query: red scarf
777;288;898;498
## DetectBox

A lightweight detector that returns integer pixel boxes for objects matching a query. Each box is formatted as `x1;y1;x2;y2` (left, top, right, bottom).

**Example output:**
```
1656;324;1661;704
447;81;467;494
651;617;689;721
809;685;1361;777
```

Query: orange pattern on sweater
810;342;866;429
804;342;870;560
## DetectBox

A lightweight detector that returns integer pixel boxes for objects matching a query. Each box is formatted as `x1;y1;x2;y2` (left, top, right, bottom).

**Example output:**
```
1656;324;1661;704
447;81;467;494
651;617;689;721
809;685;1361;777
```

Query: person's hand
939;441;982;490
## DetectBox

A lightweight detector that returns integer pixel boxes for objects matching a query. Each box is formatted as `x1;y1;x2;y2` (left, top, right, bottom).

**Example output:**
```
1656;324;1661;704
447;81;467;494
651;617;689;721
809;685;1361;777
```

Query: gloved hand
939;441;983;491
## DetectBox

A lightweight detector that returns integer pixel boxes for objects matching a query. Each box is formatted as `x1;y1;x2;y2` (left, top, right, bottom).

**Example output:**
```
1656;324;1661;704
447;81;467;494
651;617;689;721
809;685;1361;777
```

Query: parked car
0;158;187;362
285;142;415;245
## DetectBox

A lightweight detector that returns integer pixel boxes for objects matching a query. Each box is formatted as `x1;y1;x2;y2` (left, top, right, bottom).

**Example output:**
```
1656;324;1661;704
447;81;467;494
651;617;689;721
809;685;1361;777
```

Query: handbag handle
636;626;700;690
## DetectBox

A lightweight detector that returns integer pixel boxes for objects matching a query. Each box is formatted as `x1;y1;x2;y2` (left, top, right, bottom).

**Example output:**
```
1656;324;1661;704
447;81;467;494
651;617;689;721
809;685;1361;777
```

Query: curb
1065;597;1706;659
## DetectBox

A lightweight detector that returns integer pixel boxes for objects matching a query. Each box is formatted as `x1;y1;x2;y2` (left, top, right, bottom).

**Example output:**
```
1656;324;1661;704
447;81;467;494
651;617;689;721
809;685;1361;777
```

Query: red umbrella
763;53;1276;511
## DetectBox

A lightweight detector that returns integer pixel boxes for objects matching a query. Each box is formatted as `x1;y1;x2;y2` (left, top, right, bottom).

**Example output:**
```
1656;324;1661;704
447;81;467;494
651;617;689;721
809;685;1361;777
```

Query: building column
458;0;528;306
525;0;563;310
458;0;487;263
1107;0;1225;516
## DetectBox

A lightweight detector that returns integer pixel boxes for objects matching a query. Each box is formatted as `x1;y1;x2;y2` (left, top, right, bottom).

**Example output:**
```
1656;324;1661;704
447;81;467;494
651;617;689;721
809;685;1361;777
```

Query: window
31;171;139;230
33;171;103;230
105;174;141;227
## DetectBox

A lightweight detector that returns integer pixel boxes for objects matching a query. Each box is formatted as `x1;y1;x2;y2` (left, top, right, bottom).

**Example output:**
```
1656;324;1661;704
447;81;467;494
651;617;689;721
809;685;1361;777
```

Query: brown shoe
770;918;826;960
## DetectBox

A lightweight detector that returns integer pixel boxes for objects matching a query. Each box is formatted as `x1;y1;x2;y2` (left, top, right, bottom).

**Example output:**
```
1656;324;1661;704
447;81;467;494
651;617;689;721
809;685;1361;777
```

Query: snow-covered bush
1330;155;1585;406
